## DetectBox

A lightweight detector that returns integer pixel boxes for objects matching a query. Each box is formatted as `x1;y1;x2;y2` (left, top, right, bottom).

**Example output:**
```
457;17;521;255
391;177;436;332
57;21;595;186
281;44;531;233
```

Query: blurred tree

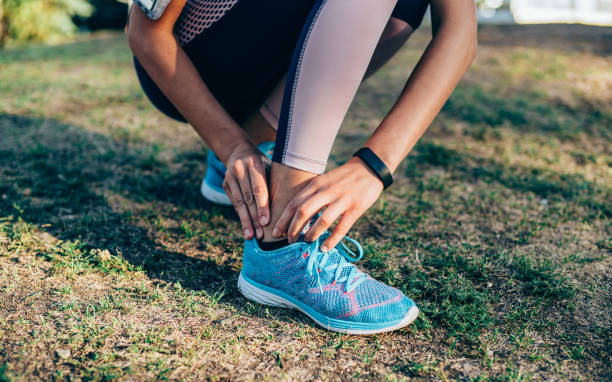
74;0;127;31
0;1;8;46
0;0;93;46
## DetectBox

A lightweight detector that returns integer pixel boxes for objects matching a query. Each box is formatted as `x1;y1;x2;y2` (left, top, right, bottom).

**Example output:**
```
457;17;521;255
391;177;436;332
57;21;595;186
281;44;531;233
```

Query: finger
248;159;270;227
286;193;329;243
321;212;359;252
272;198;304;239
272;200;296;239
272;181;321;238
303;202;345;243
223;177;254;239
237;169;262;238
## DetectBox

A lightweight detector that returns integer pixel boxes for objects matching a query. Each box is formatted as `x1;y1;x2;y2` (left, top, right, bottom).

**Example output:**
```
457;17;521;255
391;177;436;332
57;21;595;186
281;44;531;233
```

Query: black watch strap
353;147;393;190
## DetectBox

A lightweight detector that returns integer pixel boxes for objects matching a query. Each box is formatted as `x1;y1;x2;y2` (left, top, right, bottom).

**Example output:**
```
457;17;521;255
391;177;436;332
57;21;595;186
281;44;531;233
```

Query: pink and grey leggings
134;0;429;174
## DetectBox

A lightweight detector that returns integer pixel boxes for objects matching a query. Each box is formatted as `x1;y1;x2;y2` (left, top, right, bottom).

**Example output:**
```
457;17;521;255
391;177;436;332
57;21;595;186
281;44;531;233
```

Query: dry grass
0;24;610;381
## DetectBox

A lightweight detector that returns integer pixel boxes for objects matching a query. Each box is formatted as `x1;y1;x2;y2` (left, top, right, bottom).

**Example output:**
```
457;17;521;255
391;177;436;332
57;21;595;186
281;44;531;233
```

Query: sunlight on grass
1;26;610;380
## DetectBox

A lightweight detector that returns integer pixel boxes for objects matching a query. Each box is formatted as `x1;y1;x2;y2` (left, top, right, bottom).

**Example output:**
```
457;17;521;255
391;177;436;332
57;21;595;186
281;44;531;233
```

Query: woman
128;0;477;334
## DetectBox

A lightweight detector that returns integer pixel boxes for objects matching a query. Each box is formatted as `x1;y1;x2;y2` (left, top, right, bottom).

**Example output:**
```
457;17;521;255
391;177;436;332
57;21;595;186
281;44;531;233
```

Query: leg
236;14;414;149
256;17;415;136
133;0;315;140
252;18;414;232
261;0;401;241
191;1;420;220
240;0;429;334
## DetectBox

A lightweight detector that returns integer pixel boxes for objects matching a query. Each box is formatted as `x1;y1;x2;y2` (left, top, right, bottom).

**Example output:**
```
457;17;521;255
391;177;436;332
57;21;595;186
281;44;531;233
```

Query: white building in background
511;0;612;25
478;0;612;25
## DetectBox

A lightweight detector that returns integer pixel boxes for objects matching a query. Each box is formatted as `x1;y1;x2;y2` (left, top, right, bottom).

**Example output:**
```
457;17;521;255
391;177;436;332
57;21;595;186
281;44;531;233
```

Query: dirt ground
0;23;610;381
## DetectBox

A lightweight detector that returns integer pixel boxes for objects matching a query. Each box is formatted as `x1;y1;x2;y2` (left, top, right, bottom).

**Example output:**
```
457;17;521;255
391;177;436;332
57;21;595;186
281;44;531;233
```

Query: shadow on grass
359;74;611;144
407;142;611;219
0;113;244;303
1;112;607;340
441;86;612;142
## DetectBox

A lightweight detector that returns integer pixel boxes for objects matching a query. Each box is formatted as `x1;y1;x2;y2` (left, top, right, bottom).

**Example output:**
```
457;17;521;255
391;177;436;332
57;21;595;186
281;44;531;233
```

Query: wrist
352;147;393;190
348;157;385;190
217;135;253;165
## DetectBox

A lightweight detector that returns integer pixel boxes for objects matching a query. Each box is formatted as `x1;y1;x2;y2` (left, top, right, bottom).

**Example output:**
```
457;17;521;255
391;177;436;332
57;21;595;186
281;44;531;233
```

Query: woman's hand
273;157;384;251
223;142;271;240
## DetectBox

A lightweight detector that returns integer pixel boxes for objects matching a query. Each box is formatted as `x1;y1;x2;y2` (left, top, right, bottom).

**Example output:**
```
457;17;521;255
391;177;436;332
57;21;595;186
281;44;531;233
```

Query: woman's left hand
273;157;384;252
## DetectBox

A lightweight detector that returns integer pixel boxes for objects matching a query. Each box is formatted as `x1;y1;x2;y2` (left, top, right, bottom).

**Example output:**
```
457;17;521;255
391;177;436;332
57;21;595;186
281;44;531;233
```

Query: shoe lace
305;235;367;294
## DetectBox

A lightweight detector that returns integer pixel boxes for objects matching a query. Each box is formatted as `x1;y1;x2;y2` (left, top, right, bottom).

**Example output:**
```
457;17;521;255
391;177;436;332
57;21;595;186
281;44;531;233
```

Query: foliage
0;0;93;46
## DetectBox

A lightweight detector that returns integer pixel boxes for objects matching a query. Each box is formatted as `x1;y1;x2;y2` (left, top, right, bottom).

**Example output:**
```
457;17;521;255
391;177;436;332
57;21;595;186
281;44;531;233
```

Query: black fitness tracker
353;147;393;190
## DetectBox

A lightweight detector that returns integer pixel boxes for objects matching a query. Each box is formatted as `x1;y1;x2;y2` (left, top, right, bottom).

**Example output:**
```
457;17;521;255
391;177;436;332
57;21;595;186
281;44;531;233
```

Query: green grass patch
408;142;611;218
508;256;575;299
403;266;494;340
1;28;610;381
443;85;612;141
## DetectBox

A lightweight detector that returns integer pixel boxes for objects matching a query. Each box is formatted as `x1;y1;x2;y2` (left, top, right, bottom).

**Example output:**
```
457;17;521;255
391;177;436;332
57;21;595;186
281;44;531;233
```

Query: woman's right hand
222;142;271;240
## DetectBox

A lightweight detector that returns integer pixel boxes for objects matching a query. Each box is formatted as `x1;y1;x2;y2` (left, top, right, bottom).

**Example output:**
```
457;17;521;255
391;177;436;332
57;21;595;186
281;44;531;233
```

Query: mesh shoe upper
242;237;415;323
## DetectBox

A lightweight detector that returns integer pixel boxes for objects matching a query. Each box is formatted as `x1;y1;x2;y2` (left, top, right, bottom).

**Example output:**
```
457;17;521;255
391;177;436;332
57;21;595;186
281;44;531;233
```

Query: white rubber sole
238;273;419;335
200;177;232;206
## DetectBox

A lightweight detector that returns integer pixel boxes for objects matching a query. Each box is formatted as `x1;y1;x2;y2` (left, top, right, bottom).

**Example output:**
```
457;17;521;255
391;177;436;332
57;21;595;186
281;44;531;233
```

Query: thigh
259;15;417;130
244;0;431;131
134;0;315;124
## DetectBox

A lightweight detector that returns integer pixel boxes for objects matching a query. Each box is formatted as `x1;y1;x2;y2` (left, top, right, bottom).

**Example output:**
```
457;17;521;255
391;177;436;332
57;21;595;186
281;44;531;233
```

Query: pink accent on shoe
337;291;402;319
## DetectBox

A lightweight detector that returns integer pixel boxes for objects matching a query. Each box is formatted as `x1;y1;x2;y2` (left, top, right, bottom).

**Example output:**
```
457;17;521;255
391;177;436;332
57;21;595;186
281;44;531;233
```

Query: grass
0;24;611;380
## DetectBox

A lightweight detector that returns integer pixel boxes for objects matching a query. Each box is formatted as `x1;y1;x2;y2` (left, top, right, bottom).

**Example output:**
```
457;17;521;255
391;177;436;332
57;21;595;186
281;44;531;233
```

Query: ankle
261;162;316;241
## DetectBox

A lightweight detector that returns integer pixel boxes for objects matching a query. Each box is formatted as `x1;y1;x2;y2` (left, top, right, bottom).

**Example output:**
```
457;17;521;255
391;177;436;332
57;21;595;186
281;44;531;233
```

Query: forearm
129;31;250;164
365;3;477;172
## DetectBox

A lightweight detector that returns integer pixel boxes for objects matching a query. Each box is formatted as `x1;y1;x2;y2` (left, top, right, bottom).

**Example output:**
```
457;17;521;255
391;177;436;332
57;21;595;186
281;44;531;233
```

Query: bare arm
127;4;270;239
127;2;249;163
275;0;478;248
364;0;478;171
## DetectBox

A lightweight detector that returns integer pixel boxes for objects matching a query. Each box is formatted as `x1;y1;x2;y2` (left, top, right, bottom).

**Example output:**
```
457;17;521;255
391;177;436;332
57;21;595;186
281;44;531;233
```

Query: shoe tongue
322;246;341;265
316;247;360;286
299;217;350;277
314;243;346;281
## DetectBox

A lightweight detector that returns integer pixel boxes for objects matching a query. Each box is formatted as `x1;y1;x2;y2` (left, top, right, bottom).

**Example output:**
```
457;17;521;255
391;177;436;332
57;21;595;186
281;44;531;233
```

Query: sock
258;239;289;251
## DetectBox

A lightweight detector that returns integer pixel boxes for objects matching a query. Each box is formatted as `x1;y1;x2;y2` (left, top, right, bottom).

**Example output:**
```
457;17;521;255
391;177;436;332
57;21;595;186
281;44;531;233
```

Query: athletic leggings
134;0;429;174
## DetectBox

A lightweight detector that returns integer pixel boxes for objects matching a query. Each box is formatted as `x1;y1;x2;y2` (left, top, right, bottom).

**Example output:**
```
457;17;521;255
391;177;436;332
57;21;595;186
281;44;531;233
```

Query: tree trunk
0;0;6;48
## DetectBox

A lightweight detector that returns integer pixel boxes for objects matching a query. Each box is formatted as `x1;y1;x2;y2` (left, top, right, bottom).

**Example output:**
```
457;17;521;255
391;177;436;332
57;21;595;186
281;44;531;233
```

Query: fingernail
245;229;252;238
260;216;269;226
272;228;279;237
321;245;328;252
256;228;263;238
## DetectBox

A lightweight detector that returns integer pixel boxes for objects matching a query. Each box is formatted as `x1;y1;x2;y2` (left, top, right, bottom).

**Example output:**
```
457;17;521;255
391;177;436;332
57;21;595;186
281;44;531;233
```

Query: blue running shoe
238;235;419;335
200;141;275;206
